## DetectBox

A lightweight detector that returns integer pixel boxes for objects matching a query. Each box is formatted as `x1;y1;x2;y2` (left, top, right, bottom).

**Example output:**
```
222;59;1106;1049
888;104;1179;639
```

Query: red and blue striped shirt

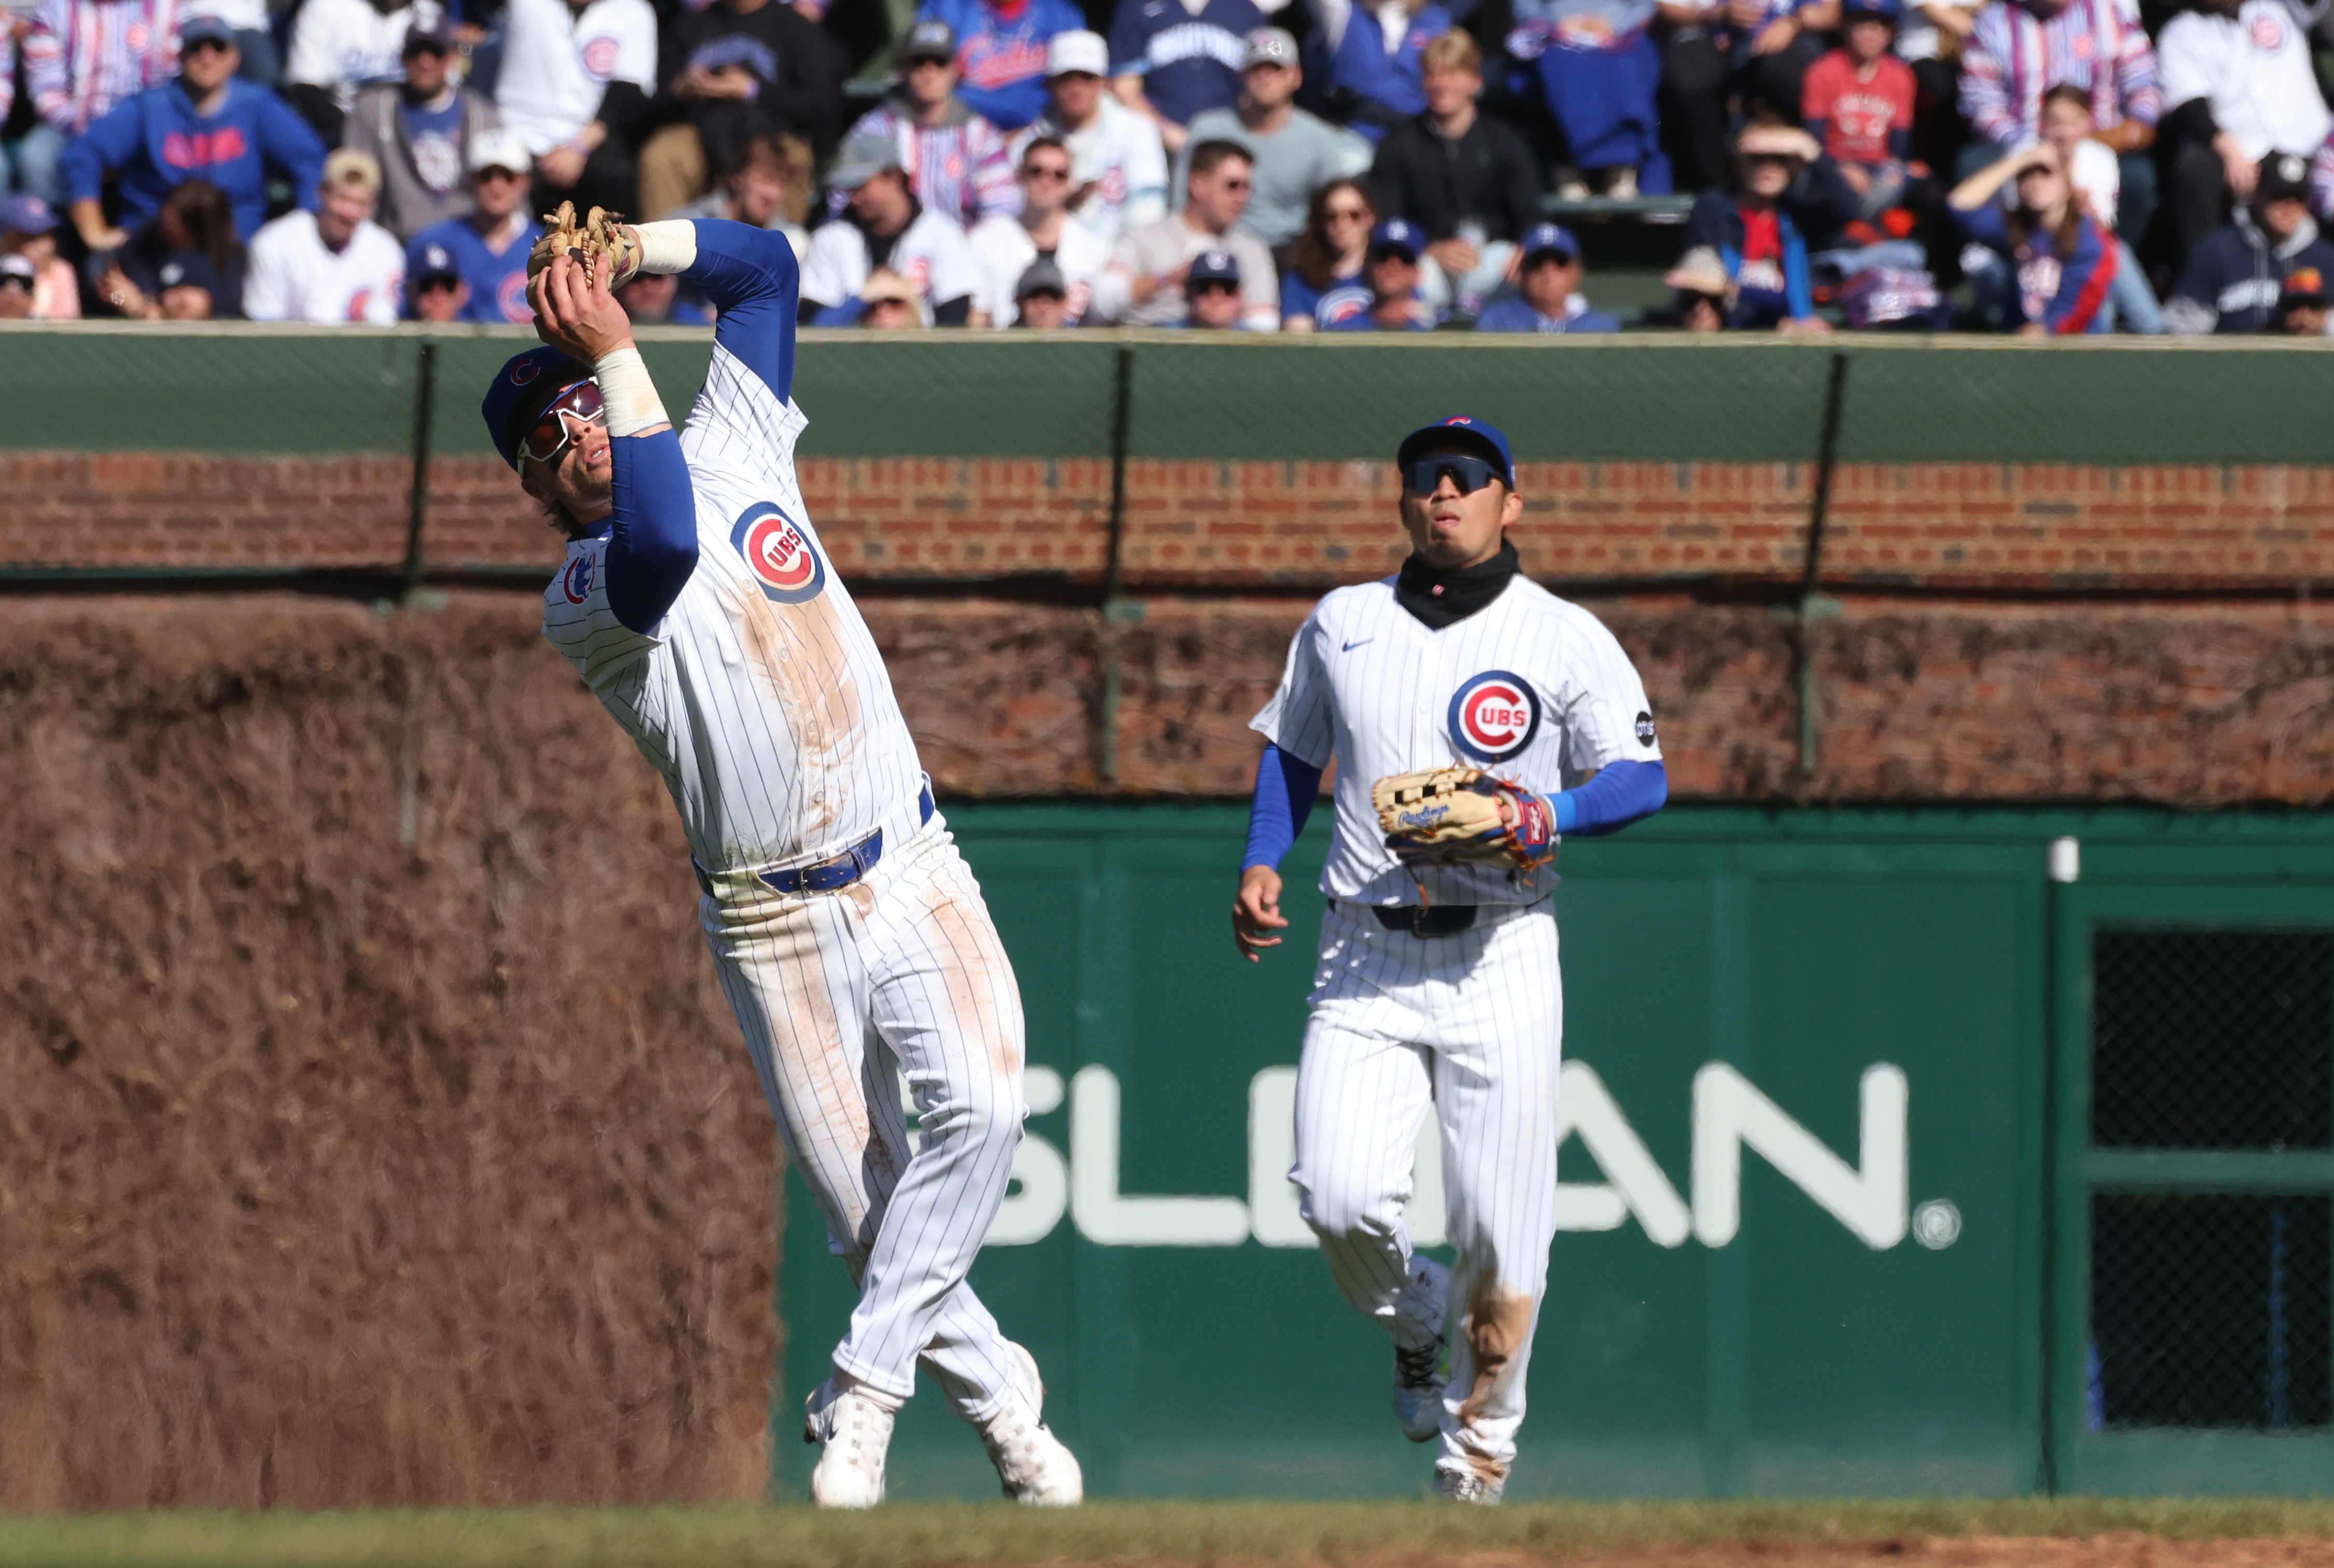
1960;0;2160;148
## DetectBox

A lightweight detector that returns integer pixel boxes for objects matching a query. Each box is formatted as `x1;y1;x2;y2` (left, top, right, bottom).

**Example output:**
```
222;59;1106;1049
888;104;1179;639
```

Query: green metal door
2051;846;2334;1495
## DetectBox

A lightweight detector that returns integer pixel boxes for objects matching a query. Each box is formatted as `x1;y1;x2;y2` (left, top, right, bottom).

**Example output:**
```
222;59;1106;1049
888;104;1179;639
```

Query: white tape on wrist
592;346;670;437
632;220;699;277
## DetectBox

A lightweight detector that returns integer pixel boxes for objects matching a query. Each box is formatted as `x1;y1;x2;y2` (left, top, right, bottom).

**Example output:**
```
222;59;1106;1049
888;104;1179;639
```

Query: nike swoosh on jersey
1342;638;1374;652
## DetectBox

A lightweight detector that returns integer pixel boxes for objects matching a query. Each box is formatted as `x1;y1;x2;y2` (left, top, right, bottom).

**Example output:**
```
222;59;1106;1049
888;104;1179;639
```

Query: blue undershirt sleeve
605;429;700;634
1242;743;1324;871
1553;759;1668;838
682;219;801;402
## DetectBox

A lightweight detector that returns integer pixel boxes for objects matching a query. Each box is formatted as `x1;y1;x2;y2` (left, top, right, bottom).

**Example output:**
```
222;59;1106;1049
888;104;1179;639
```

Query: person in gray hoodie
340;22;503;242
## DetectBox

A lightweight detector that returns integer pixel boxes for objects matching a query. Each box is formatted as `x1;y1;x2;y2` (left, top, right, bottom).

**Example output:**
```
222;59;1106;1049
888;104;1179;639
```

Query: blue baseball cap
481;345;590;471
1396;415;1514;487
1369;217;1424;259
1;193;55;235
178;13;237;47
1520;222;1579;262
1188;248;1241;287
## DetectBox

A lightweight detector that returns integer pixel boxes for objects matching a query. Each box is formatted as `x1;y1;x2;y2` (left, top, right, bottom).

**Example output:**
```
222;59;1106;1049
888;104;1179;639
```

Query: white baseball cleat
978;1342;1084;1506
1392;1256;1451;1443
1434;1467;1505;1506
804;1379;895;1508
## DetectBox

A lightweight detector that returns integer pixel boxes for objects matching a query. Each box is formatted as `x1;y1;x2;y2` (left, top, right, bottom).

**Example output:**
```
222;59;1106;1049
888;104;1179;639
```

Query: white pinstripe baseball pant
1291;898;1564;1487
700;812;1027;1419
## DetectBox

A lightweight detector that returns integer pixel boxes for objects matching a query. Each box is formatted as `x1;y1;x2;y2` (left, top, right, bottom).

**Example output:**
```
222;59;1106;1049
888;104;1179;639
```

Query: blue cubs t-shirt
1280;262;1370;326
1108;0;1265;127
407;216;543;323
399;95;467;197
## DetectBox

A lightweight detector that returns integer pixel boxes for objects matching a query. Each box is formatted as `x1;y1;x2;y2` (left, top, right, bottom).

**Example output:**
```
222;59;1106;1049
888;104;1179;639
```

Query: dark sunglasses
1402;454;1503;496
519;378;606;466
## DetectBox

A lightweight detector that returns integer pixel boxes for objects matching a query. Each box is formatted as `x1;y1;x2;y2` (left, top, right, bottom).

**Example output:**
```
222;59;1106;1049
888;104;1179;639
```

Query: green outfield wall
5;327;2334;465
778;805;2334;1501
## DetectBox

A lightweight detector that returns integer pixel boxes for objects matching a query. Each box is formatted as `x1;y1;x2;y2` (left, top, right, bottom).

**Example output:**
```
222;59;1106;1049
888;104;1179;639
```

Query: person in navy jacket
63;15;327;253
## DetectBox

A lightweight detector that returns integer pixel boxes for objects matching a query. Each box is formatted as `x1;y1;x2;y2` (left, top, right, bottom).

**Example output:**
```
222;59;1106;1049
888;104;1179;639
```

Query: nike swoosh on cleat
1342;639;1374;652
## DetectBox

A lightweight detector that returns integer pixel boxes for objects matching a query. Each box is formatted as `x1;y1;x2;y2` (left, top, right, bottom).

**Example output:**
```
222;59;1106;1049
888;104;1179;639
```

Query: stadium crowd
5;0;2334;330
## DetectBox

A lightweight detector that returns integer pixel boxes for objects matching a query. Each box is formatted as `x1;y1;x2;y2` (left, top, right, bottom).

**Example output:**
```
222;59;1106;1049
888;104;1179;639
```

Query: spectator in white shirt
496;0;660;218
286;0;449;143
241;147;406;322
800;132;987;324
2157;0;2333;262
1013;29;1170;241
970;133;1110;323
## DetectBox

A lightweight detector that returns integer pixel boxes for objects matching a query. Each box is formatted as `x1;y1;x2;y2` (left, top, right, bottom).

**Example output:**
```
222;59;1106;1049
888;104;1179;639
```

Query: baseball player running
1231;417;1668;1503
487;208;1079;1508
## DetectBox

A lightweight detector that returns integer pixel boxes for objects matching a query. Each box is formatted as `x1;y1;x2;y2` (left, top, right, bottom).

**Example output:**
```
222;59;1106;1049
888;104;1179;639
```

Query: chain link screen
2092;930;2334;1151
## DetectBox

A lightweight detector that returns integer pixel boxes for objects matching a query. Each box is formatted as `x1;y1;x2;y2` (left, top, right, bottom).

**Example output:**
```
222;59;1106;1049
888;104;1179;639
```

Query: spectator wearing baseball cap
61;18;327;251
15;0;184;207
837;20;1017;230
1;194;80;319
1799;0;1914;218
801;132;987;324
341;20;506;243
243;147;408;323
1366;31;1545;320
407;239;468;321
1178;246;1249;327
1107;0;1266;157
1679;122;1849;331
1325;217;1434;330
2157;0;2331;267
633;0;846;222
854;268;926;328
286;0;450;144
970;134;1109;325
2272;264;2331;333
1502;0;1668;201
402;128;543;323
1171;27;1372;255
914;0;1088;131
1013;30;1169;242
1474;223;1618;332
1092;137;1279;327
1010;255;1074;326
2165;150;2334;333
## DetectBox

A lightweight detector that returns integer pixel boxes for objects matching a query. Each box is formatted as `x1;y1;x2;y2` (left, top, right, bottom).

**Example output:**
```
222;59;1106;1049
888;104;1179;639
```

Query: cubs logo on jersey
582;35;620;76
2254;11;2286;48
1448;670;1540;763
731;501;828;605
561;552;596;604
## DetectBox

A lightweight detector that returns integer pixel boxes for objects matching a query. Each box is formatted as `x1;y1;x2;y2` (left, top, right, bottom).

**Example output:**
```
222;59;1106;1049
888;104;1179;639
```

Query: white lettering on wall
1690;1062;1909;1250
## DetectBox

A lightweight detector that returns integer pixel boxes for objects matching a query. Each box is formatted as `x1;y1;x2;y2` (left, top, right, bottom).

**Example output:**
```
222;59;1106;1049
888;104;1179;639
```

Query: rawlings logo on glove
529;201;642;286
1372;766;1558;873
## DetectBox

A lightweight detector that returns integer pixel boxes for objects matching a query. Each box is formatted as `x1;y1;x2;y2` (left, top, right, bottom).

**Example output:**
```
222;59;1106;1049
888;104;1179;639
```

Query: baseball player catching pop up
486;205;1080;1508
1232;416;1668;1503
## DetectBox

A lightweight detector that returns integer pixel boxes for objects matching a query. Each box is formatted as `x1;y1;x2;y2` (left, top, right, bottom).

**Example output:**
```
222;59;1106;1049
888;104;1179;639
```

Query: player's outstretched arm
1555;758;1668;838
532;255;699;634
626;218;802;404
1233;742;1323;960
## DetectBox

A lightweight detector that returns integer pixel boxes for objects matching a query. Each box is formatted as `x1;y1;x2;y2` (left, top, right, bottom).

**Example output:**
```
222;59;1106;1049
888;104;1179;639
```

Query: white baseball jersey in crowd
287;0;444;111
799;207;986;323
495;0;658;155
1251;571;1661;1489
2158;0;2330;162
241;208;406;322
967;209;1111;324
540;219;1031;1423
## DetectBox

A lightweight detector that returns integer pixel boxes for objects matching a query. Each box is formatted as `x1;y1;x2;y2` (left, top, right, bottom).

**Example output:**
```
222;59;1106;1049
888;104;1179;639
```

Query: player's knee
920;1084;1024;1159
1296;1176;1405;1247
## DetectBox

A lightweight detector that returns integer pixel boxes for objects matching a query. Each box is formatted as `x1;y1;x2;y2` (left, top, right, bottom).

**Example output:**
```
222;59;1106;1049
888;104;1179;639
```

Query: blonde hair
1421;29;1480;75
322;147;382;195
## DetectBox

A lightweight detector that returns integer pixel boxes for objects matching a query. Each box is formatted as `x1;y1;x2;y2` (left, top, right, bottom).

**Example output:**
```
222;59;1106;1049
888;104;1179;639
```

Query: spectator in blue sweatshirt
1474;223;1621;331
63;15;326;254
915;0;1087;131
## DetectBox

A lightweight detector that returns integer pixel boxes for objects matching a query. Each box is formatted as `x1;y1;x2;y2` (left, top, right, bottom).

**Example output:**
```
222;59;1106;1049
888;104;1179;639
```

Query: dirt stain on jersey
1453;1279;1535;1481
726;577;865;836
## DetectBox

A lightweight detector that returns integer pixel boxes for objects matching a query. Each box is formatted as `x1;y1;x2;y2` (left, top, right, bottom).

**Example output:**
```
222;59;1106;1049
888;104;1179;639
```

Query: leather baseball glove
528;201;642;285
1373;766;1558;873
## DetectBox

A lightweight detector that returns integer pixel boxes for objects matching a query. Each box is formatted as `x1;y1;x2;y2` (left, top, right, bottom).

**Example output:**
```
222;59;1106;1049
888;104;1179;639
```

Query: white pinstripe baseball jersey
539;341;925;874
1251;574;1661;906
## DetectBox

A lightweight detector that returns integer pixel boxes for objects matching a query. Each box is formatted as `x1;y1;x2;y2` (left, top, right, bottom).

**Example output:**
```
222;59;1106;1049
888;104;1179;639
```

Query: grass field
7;1500;2334;1568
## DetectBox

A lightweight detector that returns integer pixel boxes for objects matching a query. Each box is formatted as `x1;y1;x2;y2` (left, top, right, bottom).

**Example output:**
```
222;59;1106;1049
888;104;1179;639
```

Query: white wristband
632;219;699;277
592;346;670;438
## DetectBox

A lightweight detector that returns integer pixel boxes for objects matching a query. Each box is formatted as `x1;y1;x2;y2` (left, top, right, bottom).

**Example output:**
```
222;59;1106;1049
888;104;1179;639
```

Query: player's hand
1232;865;1288;962
531;252;637;362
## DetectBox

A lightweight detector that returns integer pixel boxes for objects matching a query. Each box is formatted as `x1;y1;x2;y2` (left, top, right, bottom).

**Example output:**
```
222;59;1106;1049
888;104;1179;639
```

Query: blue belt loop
753;781;937;898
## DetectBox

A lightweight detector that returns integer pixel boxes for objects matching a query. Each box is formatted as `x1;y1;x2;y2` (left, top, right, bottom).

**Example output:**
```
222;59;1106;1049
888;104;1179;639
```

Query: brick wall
11;454;2333;592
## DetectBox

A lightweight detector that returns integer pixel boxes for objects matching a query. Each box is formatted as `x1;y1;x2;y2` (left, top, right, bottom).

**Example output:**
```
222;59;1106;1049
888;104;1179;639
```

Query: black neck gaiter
1395;538;1520;629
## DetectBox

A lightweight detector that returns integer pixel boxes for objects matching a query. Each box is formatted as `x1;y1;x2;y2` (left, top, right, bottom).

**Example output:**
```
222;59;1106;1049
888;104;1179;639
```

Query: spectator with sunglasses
404;128;542;322
62;16;326;252
1474;222;1618;332
1324;216;1434;330
1092;136;1277;327
341;20;505;243
1180;245;1247;326
1281;176;1374;330
970;134;1108;324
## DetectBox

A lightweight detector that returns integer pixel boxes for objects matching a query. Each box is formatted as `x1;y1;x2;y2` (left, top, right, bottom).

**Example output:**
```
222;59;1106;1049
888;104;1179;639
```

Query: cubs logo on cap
731;500;828;605
1396;415;1516;487
510;359;541;385
1449;670;1541;763
481;345;591;470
